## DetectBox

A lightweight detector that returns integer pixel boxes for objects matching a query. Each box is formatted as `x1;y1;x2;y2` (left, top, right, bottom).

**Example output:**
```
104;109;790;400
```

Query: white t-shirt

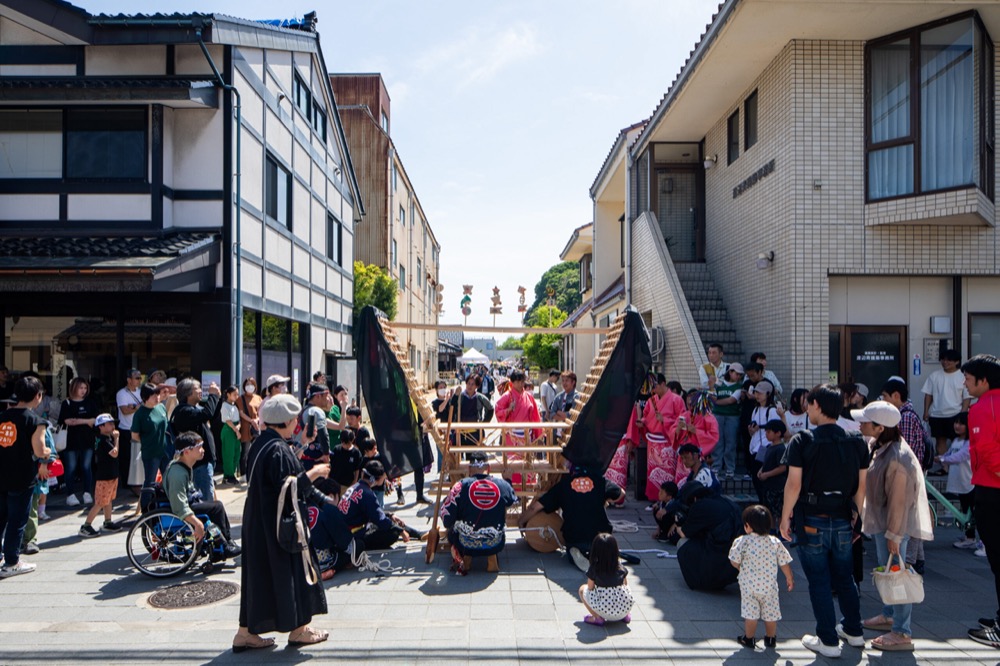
785;411;809;435
750;406;780;457
116;387;142;429
221;401;240;425
540;381;558;414
921;369;969;418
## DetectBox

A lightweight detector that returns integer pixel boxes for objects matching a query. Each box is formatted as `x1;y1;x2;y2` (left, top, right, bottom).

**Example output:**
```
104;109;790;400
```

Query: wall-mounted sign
732;159;776;199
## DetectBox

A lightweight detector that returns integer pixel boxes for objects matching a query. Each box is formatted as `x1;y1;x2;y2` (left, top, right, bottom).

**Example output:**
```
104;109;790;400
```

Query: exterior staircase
672;263;743;361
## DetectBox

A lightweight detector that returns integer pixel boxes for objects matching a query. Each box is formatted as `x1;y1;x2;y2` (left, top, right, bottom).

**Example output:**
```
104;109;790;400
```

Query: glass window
744;90;758;150
867;14;994;201
727;110;739;165
265;152;292;228
326;213;341;265
391;239;397;267
399;204;405;227
381;111;389;134
293;72;311;119
399;264;406;292
313;105;327;143
970;313;1000;357
66;108;146;180
242;310;257;379
260;313;289;382
417;258;422;287
0;110;62;179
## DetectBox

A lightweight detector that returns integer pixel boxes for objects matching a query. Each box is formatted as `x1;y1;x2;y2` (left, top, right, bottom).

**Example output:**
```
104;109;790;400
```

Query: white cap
95;413;115;427
850;400;901;428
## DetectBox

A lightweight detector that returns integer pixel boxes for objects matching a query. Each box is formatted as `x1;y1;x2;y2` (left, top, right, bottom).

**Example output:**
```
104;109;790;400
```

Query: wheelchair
126;494;230;578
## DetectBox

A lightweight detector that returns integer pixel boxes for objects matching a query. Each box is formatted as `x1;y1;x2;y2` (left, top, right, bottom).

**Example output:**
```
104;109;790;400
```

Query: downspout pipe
624;153;633;305
196;25;242;386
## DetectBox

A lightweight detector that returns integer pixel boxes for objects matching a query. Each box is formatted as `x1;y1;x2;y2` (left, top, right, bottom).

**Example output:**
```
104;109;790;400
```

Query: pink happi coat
669;410;719;490
496;388;542;485
643;390;686;500
605;405;642;493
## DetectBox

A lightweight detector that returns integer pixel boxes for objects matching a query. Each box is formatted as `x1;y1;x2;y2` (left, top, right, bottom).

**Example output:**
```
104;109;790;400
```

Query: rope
610;520;639;533
348;541;398;574
621;548;676;559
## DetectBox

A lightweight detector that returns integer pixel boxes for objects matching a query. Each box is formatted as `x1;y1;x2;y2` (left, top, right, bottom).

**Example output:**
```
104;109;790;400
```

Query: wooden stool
460;554;500;573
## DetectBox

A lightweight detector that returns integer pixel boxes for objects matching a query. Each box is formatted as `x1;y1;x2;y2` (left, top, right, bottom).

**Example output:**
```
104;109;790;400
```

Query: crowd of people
1;348;1000;658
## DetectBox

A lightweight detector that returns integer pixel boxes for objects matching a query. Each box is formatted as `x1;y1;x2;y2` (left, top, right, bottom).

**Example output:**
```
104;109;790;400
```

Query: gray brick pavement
1;480;998;665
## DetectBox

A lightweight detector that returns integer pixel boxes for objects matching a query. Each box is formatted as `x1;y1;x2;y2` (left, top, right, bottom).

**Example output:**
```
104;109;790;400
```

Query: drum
522;511;565;553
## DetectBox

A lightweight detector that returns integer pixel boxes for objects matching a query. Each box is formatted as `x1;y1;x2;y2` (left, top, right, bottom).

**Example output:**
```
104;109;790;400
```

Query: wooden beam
388;321;609;335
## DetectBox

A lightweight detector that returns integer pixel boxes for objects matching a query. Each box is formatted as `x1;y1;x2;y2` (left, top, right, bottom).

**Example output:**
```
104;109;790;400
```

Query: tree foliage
524;261;580;323
499;336;524;350
522;305;566;370
353;261;398;321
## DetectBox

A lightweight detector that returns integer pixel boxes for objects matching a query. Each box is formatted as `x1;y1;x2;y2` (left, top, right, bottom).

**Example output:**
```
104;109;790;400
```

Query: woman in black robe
233;394;336;652
676;482;741;591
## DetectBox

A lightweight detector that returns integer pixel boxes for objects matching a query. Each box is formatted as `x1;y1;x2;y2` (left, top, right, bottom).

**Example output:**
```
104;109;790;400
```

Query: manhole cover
147;580;239;609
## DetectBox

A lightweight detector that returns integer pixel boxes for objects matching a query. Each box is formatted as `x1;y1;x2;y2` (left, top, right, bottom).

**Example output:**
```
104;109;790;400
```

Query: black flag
562;308;652;472
353;306;421;477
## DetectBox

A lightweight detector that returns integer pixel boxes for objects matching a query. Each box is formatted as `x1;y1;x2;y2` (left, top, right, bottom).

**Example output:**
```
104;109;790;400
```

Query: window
422;226;427;253
381;111;389;134
326;213;342;264
399;205;405;227
580;253;593;292
293;72;311;119
391;239;397;267
416;258;422;287
726;110;740;165
265;152;292;228
867;13;994;201
744;89;758;150
392;163;398;191
313;105;327;143
0;110;62;179
970;313;1000;357
399;264;406;291
66;108;146;180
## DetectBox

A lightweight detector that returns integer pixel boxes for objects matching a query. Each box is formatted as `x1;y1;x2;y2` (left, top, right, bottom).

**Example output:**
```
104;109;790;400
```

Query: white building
0;1;361;404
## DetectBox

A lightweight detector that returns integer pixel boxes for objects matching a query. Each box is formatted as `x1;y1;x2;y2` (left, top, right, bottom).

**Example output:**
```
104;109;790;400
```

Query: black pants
960;490;977;539
191;500;232;541
747;458;764;503
975;486;1000;618
118;429;132;486
362;525;402;550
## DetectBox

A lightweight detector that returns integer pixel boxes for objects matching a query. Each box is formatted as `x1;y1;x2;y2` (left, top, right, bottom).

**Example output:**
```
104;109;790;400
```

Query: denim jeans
62;447;94;498
1;488;34;566
797;515;863;646
192;462;215;502
712;414;740;475
872;532;912;636
140;456;168;510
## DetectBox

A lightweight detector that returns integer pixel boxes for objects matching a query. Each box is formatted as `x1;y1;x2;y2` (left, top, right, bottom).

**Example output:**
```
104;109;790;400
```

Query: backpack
788;427;862;516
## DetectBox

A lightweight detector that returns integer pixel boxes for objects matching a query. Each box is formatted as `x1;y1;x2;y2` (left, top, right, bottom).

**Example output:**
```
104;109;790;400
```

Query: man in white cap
261;374;290;410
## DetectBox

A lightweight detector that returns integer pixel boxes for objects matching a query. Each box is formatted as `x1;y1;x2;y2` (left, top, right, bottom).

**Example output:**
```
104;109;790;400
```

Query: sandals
232;634;276;653
584;615;606;626
288;627;329;646
863;614;893;631
871;632;913;651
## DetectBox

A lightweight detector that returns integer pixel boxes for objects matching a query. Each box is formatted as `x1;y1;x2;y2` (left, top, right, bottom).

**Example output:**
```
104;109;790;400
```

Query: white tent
456;347;490;365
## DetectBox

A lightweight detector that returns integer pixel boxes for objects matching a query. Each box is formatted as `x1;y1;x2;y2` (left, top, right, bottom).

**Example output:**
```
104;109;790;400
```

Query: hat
265;374;290;390
752;380;774;395
678;443;701;456
94;413;115;427
850;400;901;428
259;394;302;424
728;362;745;375
164;377;177;388
306;383;330;400
887;375;906;384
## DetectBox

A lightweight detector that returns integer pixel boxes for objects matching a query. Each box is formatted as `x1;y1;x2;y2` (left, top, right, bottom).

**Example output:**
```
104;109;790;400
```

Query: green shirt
713;380;743;417
164;461;194;519
327;404;341;423
133;403;168;461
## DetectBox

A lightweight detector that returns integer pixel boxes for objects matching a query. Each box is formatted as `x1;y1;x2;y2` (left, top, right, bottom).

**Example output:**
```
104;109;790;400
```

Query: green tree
499;336;524;350
522;305;566;370
524;261;580;323
353;261;398;321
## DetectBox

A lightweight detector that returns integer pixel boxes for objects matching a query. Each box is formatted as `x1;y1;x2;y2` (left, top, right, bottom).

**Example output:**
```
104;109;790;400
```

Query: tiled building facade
583;0;1000;401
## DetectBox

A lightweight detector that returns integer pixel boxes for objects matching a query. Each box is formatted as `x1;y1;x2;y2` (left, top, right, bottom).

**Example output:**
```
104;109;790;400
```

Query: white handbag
872;553;924;605
52;426;68;453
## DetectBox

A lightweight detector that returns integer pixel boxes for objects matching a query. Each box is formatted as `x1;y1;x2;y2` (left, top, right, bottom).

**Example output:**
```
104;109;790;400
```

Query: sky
80;0;719;333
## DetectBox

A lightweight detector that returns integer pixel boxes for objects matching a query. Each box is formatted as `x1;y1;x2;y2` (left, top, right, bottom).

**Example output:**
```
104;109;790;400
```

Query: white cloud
413;22;542;87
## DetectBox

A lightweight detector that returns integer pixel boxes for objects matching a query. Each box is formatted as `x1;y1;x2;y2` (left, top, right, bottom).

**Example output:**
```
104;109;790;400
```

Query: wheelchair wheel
127;511;199;578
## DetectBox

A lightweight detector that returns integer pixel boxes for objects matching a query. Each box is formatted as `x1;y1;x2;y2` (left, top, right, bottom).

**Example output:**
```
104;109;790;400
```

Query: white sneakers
82;492;93;505
975;542;987;557
0;560;36;578
802;635;842;658
836;624;866;647
65;494;80;507
955;537;979;549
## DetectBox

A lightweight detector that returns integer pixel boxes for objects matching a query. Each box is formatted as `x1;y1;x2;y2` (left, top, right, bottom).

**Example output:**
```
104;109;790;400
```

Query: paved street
2;479;999;665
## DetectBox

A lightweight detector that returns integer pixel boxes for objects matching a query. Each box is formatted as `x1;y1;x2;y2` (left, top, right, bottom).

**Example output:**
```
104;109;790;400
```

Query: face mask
437;388;446;398
244;385;253;393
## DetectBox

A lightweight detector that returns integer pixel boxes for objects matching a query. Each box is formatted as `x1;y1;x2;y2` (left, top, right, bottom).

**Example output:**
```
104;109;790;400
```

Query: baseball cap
856;383;869;398
728;362;745;375
94;413;115;427
265;374;290;390
752;380;774;395
850;400;901;428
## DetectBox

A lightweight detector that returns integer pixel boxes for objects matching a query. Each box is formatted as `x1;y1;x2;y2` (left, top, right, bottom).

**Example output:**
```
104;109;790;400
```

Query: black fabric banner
562;308;652;473
353;306;421;477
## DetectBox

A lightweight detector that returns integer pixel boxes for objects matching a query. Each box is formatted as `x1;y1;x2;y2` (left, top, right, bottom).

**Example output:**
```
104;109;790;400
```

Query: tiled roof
0;232;216;259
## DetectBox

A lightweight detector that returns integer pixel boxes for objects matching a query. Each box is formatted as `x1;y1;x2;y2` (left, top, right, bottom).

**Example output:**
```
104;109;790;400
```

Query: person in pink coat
642;374;685;500
671;391;720;489
495;370;541;485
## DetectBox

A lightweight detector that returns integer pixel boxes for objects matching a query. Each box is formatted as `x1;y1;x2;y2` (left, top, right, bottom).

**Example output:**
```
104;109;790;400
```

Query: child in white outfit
936;413;976;549
729;504;794;649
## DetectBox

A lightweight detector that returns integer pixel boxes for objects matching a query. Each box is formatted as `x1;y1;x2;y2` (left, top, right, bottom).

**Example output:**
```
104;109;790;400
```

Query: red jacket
970;389;1000;489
